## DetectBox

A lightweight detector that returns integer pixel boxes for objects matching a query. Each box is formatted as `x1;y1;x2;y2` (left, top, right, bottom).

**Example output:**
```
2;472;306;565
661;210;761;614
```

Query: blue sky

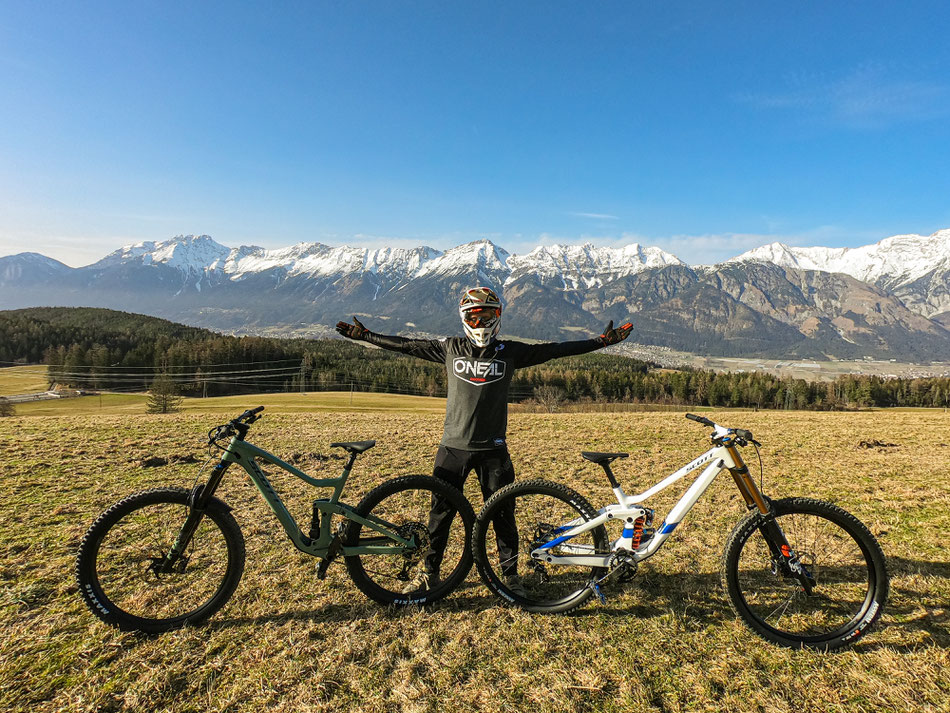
1;1;949;266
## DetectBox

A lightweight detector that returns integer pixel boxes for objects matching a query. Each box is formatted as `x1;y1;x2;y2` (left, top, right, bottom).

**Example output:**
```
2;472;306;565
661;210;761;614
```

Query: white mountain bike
472;413;888;650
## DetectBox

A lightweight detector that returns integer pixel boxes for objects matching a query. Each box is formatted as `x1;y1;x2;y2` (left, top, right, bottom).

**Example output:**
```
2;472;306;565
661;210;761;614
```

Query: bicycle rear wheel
473;479;608;614
343;475;475;605
722;497;888;650
76;487;245;633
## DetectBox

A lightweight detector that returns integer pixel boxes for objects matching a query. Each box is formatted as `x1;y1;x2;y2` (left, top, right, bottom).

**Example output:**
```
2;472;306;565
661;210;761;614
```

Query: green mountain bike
76;407;475;633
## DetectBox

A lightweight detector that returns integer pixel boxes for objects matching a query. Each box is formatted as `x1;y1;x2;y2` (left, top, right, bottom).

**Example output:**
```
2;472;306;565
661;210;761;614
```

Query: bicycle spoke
473;480;608;613
344;476;474;605
77;488;244;632
726;499;884;647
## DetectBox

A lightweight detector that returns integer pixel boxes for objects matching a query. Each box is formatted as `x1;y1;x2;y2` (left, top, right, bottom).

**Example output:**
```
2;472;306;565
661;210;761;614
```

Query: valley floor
616;343;950;381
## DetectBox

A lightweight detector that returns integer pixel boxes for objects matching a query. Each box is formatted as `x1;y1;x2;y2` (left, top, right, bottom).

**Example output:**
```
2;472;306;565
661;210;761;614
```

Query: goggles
462;307;500;328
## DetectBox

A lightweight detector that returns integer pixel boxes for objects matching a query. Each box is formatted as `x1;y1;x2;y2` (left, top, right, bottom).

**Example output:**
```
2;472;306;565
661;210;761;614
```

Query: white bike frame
529;421;769;568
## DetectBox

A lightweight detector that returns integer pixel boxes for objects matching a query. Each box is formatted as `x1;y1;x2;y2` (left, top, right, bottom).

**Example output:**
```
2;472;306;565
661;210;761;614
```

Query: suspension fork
158;458;232;572
725;445;815;592
725;445;768;514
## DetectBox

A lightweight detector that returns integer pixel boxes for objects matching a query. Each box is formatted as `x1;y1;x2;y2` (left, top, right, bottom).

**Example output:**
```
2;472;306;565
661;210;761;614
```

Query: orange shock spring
631;516;645;548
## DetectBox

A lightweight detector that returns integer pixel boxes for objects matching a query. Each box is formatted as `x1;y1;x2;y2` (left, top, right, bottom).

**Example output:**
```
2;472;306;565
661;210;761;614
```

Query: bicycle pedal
592;582;607;604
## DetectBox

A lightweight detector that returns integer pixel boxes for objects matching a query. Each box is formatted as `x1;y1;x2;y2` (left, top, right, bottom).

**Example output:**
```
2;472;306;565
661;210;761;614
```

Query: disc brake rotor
395;522;432;581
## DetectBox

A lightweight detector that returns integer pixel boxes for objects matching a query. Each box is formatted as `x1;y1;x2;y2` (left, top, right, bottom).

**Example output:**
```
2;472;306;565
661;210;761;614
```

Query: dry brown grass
1;408;948;712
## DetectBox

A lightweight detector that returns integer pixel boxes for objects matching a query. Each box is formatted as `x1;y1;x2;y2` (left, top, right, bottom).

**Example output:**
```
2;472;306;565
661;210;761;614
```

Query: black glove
600;320;633;346
335;316;369;340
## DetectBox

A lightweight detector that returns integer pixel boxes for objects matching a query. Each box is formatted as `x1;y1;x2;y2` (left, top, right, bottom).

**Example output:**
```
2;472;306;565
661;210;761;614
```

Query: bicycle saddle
581;451;629;465
330;440;377;454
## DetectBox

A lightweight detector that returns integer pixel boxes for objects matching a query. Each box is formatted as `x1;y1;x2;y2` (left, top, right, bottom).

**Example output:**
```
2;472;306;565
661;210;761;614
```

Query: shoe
504;574;527;598
402;570;439;595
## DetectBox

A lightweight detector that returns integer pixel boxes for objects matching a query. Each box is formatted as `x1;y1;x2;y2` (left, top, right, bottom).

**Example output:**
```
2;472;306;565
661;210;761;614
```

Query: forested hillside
2;307;949;409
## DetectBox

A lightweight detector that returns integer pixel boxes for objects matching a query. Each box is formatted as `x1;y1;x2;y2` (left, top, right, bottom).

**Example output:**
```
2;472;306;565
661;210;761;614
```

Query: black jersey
363;333;603;450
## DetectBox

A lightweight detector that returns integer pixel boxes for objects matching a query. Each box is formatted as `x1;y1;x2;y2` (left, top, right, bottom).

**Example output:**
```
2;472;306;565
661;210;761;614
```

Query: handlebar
684;413;759;447
208;406;265;444
238;406;265;421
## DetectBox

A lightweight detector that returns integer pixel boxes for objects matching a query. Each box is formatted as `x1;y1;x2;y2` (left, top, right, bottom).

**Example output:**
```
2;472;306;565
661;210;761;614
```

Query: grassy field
10;391;447;417
0;366;49;396
2;407;948;712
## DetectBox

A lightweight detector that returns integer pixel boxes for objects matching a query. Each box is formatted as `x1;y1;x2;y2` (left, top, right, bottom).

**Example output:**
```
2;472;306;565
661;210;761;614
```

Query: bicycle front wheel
76;487;245;633
343;475;475;605
473;479;608;614
722;497;888;650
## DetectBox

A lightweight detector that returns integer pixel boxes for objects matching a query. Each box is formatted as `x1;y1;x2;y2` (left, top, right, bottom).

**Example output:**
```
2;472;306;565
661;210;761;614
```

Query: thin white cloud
0;231;132;267
567;212;619;220
737;62;950;127
650;226;892;265
344;233;441;250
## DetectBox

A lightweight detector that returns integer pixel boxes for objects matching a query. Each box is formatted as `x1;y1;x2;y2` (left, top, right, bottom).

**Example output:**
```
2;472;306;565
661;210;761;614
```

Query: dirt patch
857;439;899;449
286;451;344;465
132;453;202;468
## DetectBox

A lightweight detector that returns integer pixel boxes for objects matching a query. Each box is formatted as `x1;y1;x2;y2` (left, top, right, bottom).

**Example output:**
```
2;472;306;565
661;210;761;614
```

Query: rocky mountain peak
92;234;231;274
507;240;683;288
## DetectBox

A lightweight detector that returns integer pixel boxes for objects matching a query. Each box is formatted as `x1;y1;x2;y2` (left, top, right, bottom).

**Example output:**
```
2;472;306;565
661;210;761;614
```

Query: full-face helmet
459;286;502;347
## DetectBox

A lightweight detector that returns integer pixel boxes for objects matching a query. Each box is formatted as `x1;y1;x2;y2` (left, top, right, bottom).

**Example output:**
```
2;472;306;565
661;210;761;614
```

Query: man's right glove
335;316;369;340
600;320;633;346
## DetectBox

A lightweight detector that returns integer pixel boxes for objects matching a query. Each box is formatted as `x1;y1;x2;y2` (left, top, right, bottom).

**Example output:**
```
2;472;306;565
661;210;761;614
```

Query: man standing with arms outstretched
336;287;633;595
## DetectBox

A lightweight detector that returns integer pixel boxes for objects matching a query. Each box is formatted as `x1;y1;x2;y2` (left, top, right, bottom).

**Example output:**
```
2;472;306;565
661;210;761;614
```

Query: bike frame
171;436;414;563
530;424;773;569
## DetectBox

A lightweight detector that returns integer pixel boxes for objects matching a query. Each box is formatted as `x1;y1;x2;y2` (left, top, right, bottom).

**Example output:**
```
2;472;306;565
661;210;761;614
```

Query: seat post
600;461;620;489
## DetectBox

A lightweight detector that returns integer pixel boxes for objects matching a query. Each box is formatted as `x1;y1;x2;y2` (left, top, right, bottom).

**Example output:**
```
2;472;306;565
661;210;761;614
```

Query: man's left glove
335;316;369;340
600;320;633;346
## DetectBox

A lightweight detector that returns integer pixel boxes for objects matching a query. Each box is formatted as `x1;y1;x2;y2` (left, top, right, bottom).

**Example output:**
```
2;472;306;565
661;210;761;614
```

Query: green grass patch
12;390;447;417
0;365;49;396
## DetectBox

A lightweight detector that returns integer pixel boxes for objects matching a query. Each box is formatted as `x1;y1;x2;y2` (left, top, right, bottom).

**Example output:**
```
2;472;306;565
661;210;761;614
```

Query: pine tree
146;373;183;414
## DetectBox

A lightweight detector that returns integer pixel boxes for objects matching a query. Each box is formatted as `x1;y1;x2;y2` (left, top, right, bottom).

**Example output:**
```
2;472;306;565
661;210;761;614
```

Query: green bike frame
166;436;413;567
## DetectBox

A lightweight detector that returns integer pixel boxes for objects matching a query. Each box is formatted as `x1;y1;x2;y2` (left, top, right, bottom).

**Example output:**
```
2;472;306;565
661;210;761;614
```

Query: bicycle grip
685;413;714;426
250;406;265;415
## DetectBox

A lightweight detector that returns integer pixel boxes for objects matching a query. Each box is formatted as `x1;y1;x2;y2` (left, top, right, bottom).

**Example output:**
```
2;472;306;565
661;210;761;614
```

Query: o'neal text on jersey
452;358;507;385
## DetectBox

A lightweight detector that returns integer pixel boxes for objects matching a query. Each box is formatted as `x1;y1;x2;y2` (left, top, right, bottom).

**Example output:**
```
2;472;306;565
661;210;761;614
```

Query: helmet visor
462;306;500;328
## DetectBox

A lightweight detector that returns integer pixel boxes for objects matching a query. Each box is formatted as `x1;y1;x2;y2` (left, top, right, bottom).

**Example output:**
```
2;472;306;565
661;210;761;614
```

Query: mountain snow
0;252;70;283
414;239;509;281
507;242;683;288
88;234;682;290
93;235;231;275
730;229;950;288
49;228;950;318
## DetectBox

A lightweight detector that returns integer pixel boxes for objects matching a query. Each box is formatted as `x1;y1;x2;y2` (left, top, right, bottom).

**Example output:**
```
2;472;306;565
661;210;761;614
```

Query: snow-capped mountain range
729;229;950;318
86;234;684;288
3;230;950;361
731;229;950;286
